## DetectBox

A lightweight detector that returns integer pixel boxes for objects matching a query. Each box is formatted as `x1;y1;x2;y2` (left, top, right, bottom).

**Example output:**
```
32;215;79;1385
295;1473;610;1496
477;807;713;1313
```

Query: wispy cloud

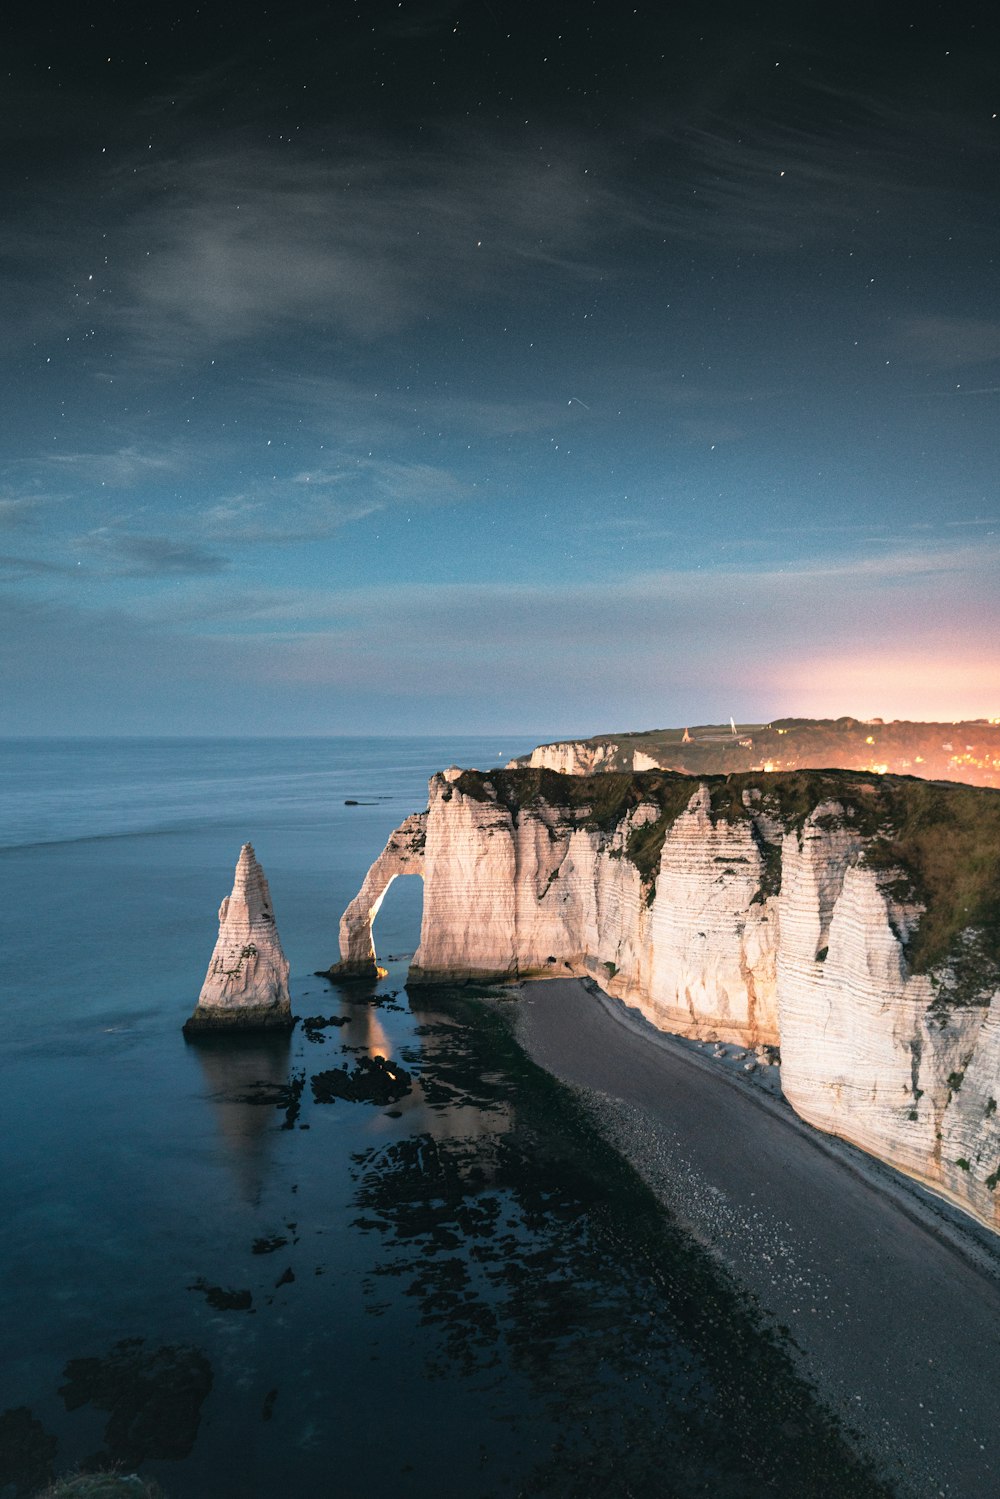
5;530;999;732
198;456;469;544
123;531;1000;629
895;315;1000;370
109;135;616;359
0;495;51;531
46;444;189;488
0;552;78;579
77;533;229;577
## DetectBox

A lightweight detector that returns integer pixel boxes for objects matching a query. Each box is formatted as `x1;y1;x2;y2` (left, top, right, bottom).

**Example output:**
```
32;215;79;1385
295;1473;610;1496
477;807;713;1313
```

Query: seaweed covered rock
311;1055;412;1105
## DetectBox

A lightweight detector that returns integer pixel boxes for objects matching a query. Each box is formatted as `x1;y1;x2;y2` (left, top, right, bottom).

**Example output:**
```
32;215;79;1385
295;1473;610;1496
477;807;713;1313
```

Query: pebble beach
515;977;1000;1499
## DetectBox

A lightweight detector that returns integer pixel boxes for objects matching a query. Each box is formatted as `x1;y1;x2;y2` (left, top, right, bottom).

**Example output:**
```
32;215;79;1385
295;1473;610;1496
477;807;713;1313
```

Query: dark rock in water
227;1080;293;1106
275;1266;295;1287
301;1013;350;1043
224;1071;305;1129
59;1338;213;1465
311;1054;413;1106
279;1071;306;1129
251;1235;289;1255
0;1405;57;1496
188;1279;253;1311
261;1388;278;1422
315;960;387;983
183;1004;294;1035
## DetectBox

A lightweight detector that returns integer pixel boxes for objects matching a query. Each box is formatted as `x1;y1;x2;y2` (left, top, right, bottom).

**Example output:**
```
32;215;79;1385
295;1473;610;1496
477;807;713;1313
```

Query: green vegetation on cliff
450;766;1000;997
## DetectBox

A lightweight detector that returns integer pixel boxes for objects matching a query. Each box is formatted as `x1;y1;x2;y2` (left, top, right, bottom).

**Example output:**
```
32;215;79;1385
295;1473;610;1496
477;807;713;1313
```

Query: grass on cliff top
452;766;698;881
451;767;1000;984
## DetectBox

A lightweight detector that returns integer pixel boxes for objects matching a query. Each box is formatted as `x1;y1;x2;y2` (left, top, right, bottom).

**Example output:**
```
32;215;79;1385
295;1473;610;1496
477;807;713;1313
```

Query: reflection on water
337;994;394;1060
4;978;897;1499
184;1031;293;1204
347;988;896;1499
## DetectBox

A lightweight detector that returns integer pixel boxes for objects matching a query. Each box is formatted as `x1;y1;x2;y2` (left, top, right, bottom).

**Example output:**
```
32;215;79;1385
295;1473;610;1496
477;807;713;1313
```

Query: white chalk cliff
509;740;662;774
336;767;1000;1233
508;740;624;774
185;843;292;1032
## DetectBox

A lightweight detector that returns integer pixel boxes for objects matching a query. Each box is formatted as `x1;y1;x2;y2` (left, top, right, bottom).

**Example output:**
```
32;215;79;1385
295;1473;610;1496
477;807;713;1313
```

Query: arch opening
328;810;428;980
367;868;425;975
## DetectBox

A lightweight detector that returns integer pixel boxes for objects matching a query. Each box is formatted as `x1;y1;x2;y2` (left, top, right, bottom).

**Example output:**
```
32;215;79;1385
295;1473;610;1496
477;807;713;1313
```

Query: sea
0;737;895;1499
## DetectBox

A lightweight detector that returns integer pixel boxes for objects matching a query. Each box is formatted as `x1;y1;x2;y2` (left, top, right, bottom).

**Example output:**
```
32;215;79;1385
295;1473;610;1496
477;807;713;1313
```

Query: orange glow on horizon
773;654;1000;724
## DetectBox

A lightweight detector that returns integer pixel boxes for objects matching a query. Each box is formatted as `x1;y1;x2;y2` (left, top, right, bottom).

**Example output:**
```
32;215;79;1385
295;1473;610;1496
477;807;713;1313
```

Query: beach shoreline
510;976;1000;1499
579;976;1000;1280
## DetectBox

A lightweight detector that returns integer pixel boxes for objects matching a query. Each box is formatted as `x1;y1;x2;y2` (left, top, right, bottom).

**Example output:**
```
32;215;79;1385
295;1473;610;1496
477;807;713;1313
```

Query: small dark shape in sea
228;1072;305;1128
251;1236;288;1255
311;1055;412;1106
0;1405;57;1496
301;1014;350;1043
187;1279;253;1311
58;1338;212;1466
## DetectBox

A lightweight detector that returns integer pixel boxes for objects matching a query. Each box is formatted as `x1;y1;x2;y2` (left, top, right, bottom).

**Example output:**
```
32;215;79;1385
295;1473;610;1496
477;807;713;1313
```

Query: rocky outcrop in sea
184;843;292;1033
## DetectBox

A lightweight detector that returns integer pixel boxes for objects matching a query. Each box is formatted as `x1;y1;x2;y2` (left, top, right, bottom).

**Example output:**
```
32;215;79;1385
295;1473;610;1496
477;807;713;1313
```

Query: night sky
3;2;999;735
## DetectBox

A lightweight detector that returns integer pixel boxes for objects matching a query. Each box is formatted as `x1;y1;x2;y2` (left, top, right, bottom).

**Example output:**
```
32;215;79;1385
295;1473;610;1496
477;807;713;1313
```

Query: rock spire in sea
183;843;293;1033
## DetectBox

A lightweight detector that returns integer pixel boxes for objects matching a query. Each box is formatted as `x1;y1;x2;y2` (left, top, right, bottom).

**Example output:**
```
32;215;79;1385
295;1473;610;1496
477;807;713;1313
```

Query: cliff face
511;739;625;774
185;843;292;1032
337;767;1000;1232
777;844;1000;1231
511;739;661;774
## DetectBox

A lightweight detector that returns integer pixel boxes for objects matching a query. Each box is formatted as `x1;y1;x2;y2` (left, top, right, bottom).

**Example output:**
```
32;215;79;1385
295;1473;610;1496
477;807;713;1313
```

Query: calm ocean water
0;738;894;1499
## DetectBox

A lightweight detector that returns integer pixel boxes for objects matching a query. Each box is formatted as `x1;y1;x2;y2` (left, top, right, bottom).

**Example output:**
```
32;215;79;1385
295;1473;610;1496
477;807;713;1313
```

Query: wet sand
515;978;1000;1499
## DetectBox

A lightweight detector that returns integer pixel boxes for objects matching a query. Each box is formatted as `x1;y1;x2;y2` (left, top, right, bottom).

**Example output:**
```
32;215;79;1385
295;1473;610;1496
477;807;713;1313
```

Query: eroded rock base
183;1004;294;1035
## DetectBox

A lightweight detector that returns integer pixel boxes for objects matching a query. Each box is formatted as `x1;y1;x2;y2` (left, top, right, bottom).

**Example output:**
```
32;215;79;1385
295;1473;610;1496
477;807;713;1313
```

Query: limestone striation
184;843;292;1033
335;766;1000;1233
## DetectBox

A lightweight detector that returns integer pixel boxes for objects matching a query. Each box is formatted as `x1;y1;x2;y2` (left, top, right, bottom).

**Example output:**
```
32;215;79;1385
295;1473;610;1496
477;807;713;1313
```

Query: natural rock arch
328;812;427;979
